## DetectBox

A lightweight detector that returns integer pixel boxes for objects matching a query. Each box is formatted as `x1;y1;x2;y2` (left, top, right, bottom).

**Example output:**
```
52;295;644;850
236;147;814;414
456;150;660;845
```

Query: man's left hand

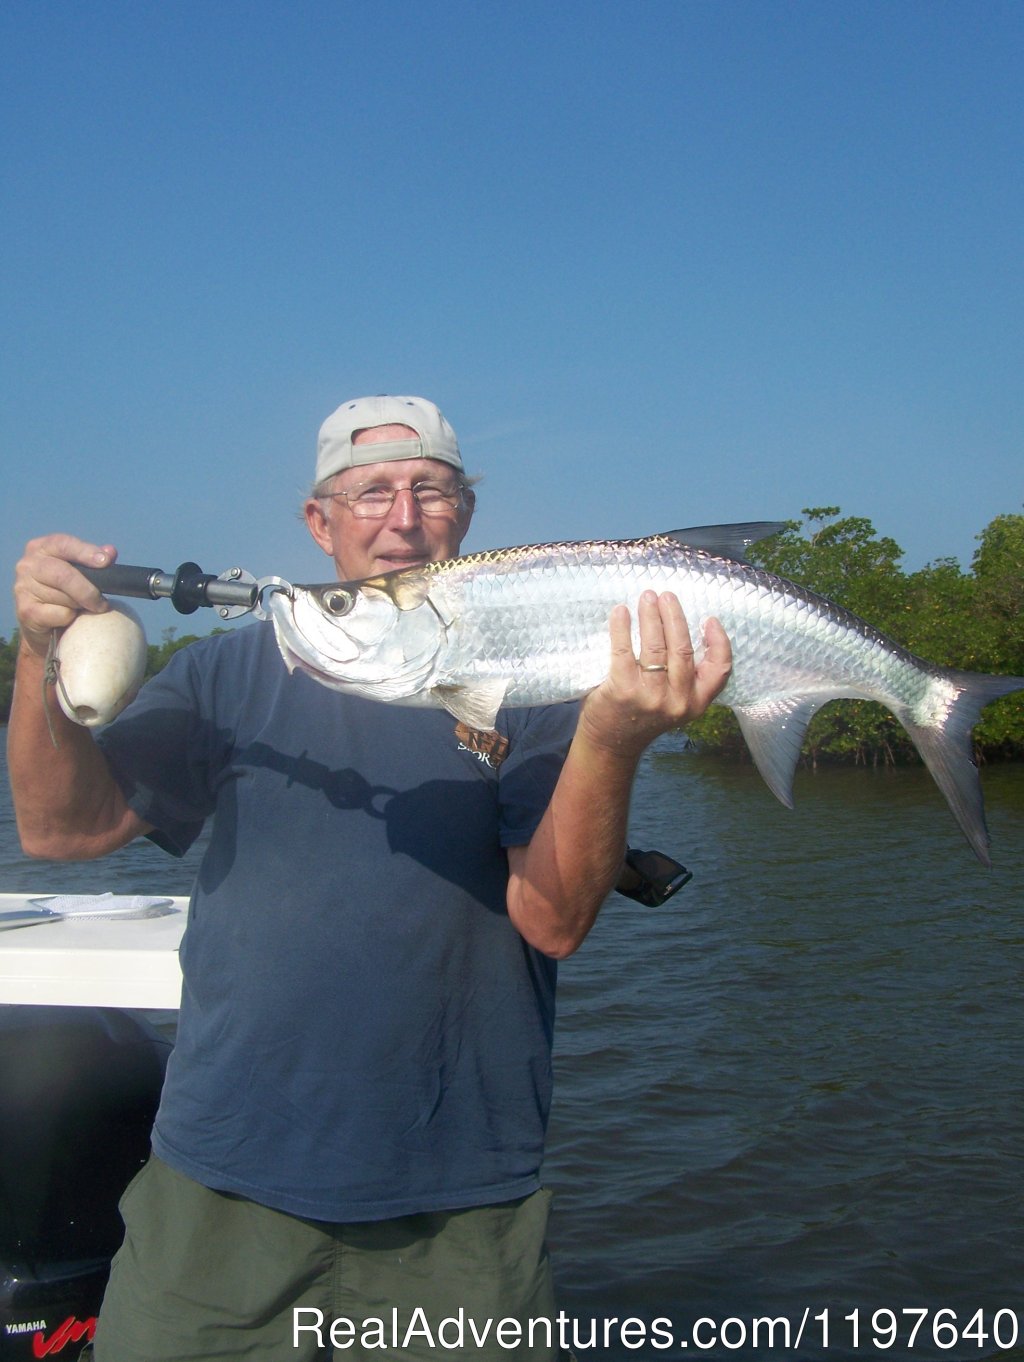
577;590;732;760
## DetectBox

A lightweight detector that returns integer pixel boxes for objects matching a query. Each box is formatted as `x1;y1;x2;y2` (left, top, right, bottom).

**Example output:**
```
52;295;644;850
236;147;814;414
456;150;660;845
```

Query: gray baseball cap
316;395;463;485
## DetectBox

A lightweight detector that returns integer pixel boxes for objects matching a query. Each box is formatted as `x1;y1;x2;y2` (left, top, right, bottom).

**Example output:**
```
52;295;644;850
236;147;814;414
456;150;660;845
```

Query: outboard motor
0;1007;169;1360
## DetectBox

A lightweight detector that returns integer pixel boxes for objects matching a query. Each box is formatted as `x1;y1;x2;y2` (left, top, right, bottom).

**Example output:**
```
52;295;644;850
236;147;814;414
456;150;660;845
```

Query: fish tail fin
898;671;1024;867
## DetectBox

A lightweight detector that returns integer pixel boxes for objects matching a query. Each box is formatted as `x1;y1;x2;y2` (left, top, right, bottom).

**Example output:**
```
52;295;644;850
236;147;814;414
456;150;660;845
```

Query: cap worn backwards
316;395;463;485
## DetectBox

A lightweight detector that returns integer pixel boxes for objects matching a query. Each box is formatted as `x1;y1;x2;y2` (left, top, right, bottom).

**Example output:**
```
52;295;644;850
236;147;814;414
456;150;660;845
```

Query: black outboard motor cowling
0;1007;169;1360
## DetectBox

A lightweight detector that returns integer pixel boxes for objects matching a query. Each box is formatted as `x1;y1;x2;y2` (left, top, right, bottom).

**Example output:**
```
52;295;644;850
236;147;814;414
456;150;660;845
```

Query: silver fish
268;524;1024;864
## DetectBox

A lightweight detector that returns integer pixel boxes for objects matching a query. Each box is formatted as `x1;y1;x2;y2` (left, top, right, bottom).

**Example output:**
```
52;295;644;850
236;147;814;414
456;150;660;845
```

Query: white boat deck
0;893;186;1008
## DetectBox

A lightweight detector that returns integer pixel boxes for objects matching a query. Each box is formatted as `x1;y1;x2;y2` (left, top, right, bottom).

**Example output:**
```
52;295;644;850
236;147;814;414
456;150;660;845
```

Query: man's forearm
8;645;144;859
505;725;641;959
505;594;732;959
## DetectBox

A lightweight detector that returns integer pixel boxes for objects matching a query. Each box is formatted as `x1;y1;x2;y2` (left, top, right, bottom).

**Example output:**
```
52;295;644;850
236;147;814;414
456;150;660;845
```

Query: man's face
304;423;474;581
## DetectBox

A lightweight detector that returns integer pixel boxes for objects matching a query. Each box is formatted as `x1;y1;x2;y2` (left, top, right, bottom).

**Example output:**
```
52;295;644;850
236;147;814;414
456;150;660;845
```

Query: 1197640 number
837;1307;1018;1352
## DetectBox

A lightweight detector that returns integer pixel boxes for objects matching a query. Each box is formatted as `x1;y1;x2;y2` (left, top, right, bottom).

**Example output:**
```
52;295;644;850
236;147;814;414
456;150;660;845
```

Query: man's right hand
9;534;152;860
14;535;118;657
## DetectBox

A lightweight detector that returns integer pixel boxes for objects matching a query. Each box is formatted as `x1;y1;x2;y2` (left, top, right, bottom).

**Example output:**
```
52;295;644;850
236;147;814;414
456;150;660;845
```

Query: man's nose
386;486;421;528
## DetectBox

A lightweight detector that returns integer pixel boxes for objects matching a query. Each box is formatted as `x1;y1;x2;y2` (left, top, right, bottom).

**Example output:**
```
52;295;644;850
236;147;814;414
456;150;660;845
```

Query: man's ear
458;485;476;536
304;498;335;555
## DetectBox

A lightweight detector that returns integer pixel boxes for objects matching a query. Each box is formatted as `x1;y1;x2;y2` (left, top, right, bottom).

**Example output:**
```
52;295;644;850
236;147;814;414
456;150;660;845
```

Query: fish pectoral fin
665;523;787;563
432;680;509;729
732;696;827;807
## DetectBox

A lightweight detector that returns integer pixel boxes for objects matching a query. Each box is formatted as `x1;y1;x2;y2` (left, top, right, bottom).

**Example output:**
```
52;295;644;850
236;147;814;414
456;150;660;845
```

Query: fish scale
268;525;1024;863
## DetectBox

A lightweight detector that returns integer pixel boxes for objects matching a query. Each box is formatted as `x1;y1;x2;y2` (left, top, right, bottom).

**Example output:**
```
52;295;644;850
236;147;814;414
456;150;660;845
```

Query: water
2;739;1022;1359
544;745;1024;1359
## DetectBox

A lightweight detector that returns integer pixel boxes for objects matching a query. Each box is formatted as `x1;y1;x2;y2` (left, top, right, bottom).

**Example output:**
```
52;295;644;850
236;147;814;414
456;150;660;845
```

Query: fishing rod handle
75;562;167;600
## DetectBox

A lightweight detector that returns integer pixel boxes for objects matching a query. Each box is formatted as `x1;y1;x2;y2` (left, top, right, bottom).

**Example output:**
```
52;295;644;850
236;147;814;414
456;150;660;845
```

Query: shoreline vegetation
2;508;1022;765
686;507;1023;767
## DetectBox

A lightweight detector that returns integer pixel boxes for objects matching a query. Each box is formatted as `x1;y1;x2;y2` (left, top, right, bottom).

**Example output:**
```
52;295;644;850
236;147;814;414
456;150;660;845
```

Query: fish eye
322;588;355;616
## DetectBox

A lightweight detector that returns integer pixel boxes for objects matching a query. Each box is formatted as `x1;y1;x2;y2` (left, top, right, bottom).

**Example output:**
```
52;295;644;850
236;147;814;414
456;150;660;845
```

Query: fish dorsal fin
432;679;509;730
360;568;432;611
665;522;786;563
732;696;827;807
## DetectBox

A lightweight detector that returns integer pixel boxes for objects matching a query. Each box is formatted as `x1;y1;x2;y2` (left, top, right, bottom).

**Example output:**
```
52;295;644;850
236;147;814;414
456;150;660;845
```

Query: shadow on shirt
135;733;569;905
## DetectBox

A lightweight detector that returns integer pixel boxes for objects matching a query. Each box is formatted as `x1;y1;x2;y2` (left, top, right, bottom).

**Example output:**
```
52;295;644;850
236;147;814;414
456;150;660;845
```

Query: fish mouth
277;633;358;686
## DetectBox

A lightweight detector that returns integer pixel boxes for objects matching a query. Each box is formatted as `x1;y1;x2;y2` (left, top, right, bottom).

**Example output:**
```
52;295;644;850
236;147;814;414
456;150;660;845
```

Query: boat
0;895;185;1360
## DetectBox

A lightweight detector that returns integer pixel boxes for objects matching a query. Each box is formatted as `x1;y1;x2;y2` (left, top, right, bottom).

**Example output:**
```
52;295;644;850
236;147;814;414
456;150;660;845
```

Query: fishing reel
616;847;693;907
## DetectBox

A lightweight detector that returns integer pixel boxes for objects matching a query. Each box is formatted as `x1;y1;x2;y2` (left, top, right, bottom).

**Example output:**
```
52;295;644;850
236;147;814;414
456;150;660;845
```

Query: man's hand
9;534;150;860
577;589;732;760
14;534;117;657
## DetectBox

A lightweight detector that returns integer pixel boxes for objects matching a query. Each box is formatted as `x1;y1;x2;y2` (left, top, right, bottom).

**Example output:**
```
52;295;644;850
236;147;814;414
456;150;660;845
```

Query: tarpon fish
267;524;1024;864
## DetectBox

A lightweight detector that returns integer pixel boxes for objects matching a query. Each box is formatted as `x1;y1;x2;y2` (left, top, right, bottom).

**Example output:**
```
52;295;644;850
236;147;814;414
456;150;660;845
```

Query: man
9;395;731;1360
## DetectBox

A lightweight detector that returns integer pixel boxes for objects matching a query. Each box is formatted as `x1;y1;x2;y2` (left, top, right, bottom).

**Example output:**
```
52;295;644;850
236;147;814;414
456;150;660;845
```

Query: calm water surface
2;740;1022;1359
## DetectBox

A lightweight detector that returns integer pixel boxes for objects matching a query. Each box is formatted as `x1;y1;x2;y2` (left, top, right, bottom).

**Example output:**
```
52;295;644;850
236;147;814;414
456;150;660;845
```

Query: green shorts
85;1155;567;1361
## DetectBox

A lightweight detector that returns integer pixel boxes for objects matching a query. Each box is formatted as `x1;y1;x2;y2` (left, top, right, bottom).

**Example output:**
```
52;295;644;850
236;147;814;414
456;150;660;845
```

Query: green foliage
145;627;225;678
970;515;1024;671
0;634;16;725
963;514;1024;750
685;508;1024;765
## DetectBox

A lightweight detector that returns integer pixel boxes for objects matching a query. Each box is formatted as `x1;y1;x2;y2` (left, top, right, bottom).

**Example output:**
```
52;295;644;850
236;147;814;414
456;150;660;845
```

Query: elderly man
9;395;730;1360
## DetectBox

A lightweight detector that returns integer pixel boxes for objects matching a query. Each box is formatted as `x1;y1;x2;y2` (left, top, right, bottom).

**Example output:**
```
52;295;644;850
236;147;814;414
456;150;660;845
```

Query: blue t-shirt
97;621;580;1221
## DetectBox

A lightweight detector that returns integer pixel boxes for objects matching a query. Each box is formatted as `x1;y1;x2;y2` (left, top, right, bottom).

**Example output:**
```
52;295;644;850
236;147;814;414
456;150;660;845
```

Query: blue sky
2;0;1021;641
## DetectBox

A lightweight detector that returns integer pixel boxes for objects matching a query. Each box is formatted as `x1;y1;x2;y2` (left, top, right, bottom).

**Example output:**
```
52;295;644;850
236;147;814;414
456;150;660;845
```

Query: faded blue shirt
97;621;580;1221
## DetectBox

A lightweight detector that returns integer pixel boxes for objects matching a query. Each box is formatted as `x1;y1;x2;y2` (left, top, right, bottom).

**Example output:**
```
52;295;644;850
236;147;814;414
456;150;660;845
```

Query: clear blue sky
2;0;1021;641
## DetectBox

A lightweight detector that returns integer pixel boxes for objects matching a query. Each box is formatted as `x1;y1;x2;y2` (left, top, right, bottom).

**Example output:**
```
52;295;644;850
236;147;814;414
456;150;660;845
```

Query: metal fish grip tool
74;560;292;620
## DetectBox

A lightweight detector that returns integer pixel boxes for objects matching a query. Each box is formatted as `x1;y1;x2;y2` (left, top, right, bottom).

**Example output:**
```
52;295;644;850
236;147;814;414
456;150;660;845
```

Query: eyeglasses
321;480;468;519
